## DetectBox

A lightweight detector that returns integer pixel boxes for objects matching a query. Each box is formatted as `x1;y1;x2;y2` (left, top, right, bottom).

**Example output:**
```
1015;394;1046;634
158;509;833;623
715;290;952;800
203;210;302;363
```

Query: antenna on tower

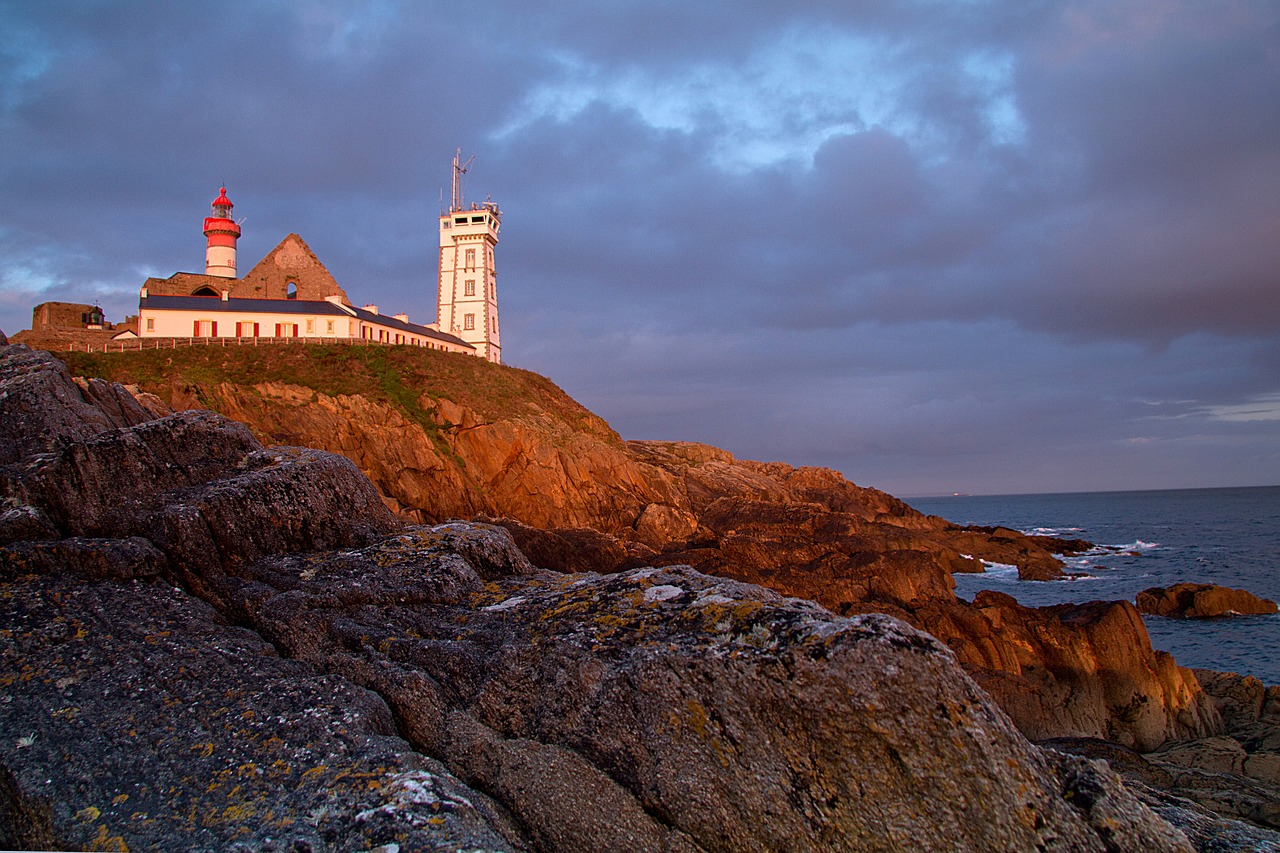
451;148;474;212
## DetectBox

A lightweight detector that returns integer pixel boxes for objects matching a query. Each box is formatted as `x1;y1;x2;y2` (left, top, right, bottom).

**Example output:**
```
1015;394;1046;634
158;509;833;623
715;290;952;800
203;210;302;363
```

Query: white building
135;158;504;359
138;291;475;352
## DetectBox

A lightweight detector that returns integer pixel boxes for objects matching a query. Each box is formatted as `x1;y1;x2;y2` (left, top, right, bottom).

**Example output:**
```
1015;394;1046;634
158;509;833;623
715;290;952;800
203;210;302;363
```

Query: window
306;319;314;334
464;280;475;296
145;318;155;332
287;281;298;300
465;248;475;267
455;217;467;225
471;215;484;223
464;313;475;330
326;320;334;334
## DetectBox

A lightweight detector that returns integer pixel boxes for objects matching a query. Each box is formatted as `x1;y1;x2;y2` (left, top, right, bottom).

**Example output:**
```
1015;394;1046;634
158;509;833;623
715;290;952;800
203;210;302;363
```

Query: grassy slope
58;344;618;443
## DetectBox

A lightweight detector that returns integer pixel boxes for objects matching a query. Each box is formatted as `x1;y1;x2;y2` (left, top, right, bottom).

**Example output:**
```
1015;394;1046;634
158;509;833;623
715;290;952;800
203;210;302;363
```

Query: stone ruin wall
141;234;350;304
32;301;97;331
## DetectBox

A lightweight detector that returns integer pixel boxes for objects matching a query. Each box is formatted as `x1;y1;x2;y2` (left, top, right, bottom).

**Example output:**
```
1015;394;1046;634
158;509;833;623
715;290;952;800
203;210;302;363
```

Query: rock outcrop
1045;668;1280;841
0;341;1211;850
1137;583;1279;618
51;344;1224;752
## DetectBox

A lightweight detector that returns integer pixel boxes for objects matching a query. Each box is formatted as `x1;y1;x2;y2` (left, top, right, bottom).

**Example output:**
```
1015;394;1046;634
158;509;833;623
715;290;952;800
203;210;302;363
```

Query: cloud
1;0;1277;494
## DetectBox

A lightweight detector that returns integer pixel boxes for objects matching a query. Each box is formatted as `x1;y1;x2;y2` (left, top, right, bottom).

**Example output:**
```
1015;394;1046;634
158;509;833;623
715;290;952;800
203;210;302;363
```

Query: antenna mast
450;148;474;212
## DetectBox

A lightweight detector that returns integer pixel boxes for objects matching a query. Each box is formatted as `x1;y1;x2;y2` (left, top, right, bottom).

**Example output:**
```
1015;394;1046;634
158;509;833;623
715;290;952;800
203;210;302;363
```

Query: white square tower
438;152;501;363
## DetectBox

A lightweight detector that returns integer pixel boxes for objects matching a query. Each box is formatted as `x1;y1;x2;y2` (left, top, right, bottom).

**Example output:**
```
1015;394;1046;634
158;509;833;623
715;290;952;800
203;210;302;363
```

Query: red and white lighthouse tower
203;187;241;278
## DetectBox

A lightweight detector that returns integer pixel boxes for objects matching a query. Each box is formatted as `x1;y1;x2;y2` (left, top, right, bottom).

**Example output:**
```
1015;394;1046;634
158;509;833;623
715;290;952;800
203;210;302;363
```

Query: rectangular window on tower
465;249;476;267
464;280;475;296
464;314;475;330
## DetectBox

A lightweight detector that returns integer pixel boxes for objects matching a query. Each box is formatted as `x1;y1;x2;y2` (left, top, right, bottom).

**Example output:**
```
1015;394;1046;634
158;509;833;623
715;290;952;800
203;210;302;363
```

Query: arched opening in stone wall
287;281;298;300
192;286;218;297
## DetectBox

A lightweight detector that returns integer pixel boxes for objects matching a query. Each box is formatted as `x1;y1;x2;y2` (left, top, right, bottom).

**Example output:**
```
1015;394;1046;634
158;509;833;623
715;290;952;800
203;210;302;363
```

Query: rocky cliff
57;345;1220;751
1;342;1222;851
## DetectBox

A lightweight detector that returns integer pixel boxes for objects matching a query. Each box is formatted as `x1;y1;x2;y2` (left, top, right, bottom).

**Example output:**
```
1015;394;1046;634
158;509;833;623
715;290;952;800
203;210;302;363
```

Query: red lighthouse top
205;186;241;238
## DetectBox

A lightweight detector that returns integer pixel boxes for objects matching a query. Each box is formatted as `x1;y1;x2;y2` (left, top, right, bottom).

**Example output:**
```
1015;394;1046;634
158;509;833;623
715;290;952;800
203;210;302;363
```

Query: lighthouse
203;187;241;278
438;152;502;363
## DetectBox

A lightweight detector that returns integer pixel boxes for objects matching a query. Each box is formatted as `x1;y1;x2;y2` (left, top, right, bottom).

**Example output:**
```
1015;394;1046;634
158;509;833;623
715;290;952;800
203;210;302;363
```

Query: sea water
909;486;1280;687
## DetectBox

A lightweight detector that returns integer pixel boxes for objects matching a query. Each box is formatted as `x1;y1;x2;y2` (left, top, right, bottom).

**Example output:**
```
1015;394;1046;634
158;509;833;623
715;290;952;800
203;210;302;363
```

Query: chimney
393;312;409;322
221;290;229;301
364;304;379;315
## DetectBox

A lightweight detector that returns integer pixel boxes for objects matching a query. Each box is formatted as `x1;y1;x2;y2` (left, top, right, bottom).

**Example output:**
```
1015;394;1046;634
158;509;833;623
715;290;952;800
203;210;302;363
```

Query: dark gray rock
0;344;155;465
1044;737;1280;847
0;570;516;852
234;552;1194;852
0;504;59;545
76;376;158;429
0;536;167;581
2;410;263;537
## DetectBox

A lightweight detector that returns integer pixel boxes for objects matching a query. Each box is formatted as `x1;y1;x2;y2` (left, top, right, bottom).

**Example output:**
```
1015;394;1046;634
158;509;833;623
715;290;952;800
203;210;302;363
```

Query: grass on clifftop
57;342;617;441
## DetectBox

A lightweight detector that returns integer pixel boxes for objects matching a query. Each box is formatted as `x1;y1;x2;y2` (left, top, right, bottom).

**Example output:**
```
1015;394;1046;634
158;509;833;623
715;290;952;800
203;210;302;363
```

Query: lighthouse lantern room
203;187;241;278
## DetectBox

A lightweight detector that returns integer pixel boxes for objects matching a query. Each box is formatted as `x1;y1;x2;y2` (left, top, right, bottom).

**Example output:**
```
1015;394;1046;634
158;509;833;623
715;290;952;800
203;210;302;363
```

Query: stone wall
239;233;349;302
142;234;350;304
31;301;97;331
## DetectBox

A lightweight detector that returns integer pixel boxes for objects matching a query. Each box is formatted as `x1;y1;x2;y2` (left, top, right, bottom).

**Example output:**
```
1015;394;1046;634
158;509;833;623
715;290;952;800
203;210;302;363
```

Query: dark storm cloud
2;0;1277;494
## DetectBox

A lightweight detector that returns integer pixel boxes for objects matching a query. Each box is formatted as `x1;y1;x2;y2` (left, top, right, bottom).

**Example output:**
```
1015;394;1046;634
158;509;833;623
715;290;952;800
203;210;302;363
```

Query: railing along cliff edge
70;336;408;354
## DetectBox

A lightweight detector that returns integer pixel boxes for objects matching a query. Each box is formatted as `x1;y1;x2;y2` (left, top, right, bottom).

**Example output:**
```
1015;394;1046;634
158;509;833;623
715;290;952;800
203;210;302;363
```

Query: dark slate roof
140;295;351;316
347;306;472;349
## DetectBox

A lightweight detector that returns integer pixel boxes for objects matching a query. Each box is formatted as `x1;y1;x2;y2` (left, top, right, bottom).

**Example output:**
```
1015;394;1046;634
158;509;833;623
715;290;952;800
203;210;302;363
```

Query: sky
2;0;1278;497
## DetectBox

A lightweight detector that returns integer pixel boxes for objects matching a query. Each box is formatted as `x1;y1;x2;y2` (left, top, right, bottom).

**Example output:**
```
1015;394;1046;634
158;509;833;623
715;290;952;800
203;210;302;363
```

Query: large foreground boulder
0;569;513;852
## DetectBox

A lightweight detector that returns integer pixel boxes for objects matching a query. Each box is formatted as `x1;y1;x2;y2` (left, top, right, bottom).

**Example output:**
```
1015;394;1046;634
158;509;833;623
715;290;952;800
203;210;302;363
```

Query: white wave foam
980;560;1020;578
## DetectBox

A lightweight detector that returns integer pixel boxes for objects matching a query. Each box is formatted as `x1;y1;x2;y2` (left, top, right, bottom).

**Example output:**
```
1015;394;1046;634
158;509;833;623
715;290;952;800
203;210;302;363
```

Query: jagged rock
1197;670;1270;730
489;515;657;573
0;504;59;545
632;501;700;549
226;552;1193;852
1043;737;1280;846
0;344;156;464
0;536;167;581
121;383;173;419
73;376;156;428
925;593;1219;751
1046;750;1196;850
1137;583;1278;618
140;446;400;589
408;520;538;580
0;570;515;852
1;410;263;536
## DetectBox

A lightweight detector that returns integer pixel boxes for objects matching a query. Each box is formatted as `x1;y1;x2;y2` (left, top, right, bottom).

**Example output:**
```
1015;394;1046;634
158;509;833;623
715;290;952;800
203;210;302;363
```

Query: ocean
909;486;1280;688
